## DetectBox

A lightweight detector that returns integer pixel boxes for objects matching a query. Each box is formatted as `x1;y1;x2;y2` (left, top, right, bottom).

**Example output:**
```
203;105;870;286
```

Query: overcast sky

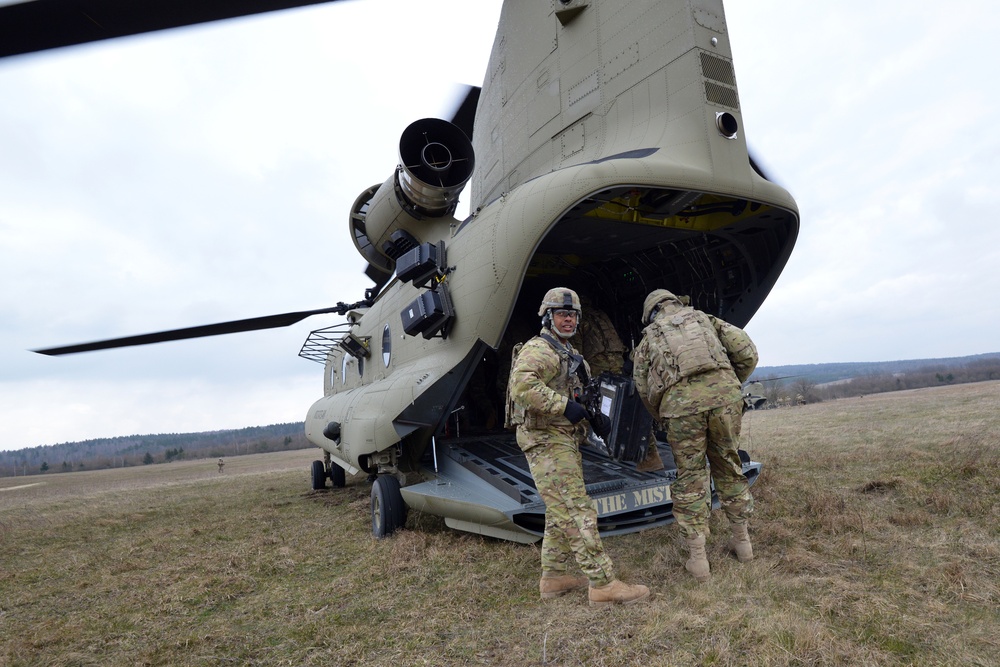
2;0;997;451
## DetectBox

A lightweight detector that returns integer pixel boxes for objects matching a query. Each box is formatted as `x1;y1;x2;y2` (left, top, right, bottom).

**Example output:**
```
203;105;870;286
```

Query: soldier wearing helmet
507;287;649;606
573;294;664;472
574;294;625;378
632;288;759;583
537;287;582;338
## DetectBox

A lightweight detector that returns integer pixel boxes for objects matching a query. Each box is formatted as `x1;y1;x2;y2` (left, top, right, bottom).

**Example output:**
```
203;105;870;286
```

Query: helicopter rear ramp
399;434;761;544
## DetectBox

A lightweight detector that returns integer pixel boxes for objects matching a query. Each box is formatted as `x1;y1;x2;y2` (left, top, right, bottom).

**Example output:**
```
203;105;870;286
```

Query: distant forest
4;352;999;478
1;423;310;478
750;352;1000;407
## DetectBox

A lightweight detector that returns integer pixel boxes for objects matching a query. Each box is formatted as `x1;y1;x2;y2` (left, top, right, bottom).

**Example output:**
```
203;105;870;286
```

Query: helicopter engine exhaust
349;118;475;275
397;118;475;215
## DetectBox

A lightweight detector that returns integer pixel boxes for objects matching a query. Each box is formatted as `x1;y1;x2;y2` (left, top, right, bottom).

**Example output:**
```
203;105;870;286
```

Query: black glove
589;413;612;439
563;400;589;424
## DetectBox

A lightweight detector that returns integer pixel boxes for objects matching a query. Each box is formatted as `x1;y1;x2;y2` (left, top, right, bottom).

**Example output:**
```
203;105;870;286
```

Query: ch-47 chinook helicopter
19;0;798;543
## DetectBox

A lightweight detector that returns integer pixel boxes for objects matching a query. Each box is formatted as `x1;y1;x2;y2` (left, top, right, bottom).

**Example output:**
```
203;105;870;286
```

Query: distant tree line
7;354;999;475
0;423;310;478
754;356;1000;407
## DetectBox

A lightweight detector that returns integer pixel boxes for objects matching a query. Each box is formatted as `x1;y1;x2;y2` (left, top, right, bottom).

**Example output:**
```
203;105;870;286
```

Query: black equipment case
593;372;655;463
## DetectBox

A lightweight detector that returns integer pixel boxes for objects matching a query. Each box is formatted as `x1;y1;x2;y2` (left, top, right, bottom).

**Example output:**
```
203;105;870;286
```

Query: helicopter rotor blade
34;304;355;356
0;0;346;59
449;85;481;141
745;374;801;387
748;150;771;182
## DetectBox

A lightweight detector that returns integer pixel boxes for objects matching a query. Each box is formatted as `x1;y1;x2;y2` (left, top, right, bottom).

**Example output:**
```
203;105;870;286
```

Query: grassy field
2;381;998;666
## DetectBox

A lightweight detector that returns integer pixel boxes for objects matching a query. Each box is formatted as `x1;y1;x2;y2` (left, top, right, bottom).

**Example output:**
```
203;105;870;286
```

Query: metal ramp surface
400;432;761;543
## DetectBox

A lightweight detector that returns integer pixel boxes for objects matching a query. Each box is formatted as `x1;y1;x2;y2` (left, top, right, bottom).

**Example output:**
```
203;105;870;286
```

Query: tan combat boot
729;522;754;562
539;574;588;599
588;579;651;607
636;444;664;472
684;534;711;583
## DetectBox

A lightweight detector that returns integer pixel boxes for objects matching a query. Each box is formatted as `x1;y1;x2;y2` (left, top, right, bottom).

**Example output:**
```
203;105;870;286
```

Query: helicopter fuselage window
382;324;392;367
342;354;349;386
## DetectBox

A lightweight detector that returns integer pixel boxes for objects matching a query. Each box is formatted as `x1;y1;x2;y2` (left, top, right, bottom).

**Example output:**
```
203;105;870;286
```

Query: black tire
311;460;327;490
371;475;407;538
330;462;346;488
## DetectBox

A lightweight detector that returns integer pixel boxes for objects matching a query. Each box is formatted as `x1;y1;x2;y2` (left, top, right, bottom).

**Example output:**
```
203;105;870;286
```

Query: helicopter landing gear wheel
371;475;407;538
311;460;326;490
330;462;346;488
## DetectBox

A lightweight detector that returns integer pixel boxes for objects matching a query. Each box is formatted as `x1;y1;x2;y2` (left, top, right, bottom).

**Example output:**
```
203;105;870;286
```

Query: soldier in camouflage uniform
574;295;625;377
574;296;664;471
508;287;650;606
632;289;759;582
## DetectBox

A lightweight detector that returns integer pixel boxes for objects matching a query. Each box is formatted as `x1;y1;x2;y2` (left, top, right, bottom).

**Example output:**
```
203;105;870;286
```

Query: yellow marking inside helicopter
584;191;773;232
524;191;778;278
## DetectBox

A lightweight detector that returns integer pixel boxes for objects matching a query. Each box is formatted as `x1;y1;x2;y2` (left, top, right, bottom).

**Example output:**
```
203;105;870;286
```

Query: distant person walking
218;458;225;473
632;289;758;582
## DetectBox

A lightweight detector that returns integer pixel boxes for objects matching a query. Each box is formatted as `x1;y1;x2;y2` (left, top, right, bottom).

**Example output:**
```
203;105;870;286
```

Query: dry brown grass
2;381;998;666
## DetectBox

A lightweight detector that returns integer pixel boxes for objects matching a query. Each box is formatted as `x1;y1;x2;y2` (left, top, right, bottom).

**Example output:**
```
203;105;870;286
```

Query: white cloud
2;0;998;449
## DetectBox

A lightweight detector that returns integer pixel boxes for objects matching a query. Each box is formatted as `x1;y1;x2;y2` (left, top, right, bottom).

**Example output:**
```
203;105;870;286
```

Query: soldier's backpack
636;307;732;410
504;342;526;429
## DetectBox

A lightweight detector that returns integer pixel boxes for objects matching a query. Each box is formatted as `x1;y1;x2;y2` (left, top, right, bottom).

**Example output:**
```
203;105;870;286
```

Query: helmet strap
554;326;576;339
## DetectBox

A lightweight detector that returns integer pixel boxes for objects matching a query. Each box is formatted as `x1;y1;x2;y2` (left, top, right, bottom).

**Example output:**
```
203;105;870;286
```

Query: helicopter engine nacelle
349;118;475;274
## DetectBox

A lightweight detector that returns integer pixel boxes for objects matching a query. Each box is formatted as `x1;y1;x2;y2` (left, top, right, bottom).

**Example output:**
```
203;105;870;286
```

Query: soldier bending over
632;289;758;582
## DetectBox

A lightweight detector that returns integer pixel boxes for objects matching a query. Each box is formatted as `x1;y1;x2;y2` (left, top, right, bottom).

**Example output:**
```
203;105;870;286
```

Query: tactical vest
637;306;732;410
504;333;584;430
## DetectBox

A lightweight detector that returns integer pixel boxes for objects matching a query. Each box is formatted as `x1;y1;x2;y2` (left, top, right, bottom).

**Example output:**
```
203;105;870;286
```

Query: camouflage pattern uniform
632;290;758;540
509;329;616;587
574;297;625;378
576;298;663;469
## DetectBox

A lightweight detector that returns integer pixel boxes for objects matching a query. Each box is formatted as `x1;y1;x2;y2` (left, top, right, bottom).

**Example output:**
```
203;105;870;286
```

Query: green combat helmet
642;289;678;325
538;287;582;316
538;287;582;339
